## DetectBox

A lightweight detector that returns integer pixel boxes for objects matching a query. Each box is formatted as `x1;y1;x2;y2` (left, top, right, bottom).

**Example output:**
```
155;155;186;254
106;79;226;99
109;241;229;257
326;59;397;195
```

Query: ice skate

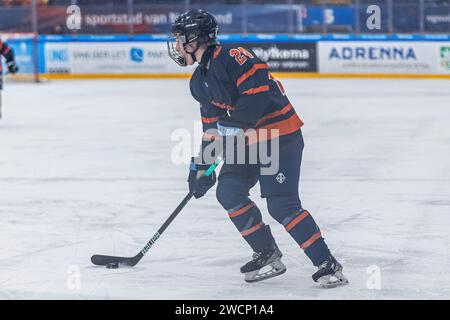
240;243;287;283
312;255;349;288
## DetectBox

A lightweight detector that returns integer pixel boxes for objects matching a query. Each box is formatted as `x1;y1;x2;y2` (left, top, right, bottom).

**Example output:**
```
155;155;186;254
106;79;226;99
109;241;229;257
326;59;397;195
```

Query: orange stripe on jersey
228;202;254;218
255;103;293;127
300;231;322;250
236;63;269;87
211;100;236;111
242;85;269;95
240;222;264;237
202;116;220;124
247;113;304;145
213;46;222;59
285;210;310;232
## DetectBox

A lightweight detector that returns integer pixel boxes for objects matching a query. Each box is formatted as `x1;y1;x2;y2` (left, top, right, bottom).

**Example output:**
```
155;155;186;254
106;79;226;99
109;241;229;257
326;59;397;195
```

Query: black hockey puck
106;262;119;269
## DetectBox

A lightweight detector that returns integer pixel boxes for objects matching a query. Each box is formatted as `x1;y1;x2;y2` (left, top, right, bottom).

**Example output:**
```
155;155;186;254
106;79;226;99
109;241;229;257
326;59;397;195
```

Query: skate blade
318;270;349;289
244;260;287;283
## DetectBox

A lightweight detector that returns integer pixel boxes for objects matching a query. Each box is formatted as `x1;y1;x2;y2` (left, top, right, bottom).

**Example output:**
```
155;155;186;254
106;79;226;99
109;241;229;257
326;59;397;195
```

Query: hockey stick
91;156;223;268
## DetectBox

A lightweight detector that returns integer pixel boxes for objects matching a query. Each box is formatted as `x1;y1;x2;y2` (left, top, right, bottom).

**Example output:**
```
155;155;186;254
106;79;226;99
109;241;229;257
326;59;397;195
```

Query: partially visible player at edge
167;9;348;288
0;37;19;119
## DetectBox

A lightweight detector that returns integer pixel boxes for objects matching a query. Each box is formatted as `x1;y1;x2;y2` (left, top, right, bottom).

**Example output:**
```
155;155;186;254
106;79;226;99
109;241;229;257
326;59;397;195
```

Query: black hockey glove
188;157;216;199
7;61;19;74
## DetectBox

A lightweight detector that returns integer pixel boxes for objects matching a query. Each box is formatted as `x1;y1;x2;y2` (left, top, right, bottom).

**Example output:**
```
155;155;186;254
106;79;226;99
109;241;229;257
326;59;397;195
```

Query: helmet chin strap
185;44;200;62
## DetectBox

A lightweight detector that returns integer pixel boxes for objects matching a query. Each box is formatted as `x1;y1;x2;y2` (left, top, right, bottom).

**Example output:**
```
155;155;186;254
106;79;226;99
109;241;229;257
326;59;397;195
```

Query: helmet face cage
167;36;187;67
167;9;219;67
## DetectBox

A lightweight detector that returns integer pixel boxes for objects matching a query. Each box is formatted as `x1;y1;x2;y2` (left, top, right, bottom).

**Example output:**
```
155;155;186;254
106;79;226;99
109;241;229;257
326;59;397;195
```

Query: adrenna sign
329;47;417;61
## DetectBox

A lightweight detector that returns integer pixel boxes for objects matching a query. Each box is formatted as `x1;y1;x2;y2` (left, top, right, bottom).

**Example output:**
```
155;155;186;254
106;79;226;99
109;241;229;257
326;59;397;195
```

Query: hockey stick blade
91;254;140;267
90;157;222;268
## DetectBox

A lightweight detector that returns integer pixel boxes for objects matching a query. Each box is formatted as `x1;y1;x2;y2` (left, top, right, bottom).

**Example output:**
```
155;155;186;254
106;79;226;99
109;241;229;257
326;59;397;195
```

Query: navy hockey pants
216;131;331;266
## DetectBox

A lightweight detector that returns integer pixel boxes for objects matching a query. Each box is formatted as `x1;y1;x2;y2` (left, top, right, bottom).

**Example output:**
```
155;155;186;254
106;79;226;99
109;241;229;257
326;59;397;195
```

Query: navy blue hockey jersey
0;40;14;90
190;44;303;149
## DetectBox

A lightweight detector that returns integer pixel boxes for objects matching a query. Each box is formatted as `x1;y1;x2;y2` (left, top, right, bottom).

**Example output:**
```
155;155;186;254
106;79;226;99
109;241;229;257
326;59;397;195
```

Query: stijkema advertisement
44;42;195;74
246;42;317;72
319;41;450;74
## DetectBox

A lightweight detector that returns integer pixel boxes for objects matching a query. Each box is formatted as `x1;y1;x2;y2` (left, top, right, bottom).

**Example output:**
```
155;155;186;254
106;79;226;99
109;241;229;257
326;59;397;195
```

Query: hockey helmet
167;9;219;66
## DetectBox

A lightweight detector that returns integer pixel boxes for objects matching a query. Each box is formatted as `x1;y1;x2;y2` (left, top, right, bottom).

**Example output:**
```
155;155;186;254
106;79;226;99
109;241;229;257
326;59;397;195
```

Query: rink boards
6;34;450;79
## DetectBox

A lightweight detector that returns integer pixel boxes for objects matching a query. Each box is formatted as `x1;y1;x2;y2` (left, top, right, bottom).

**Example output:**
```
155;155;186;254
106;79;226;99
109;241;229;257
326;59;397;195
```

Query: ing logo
48;49;69;62
130;48;144;63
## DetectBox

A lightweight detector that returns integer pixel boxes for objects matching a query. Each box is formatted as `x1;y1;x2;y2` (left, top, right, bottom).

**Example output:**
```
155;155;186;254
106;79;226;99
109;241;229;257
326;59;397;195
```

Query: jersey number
229;47;254;65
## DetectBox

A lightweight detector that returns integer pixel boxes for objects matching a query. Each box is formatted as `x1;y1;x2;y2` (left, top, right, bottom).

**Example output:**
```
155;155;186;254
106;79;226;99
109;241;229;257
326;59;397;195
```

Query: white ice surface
0;78;449;299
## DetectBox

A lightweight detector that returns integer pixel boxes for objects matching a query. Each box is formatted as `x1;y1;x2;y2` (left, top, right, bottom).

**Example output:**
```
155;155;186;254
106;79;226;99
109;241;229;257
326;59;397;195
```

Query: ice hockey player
167;9;348;288
0;39;19;119
0;38;19;119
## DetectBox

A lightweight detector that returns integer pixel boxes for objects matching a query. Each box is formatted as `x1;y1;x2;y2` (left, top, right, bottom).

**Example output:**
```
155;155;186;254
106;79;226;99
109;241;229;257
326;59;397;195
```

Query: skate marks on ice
294;79;450;298
0;79;449;299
